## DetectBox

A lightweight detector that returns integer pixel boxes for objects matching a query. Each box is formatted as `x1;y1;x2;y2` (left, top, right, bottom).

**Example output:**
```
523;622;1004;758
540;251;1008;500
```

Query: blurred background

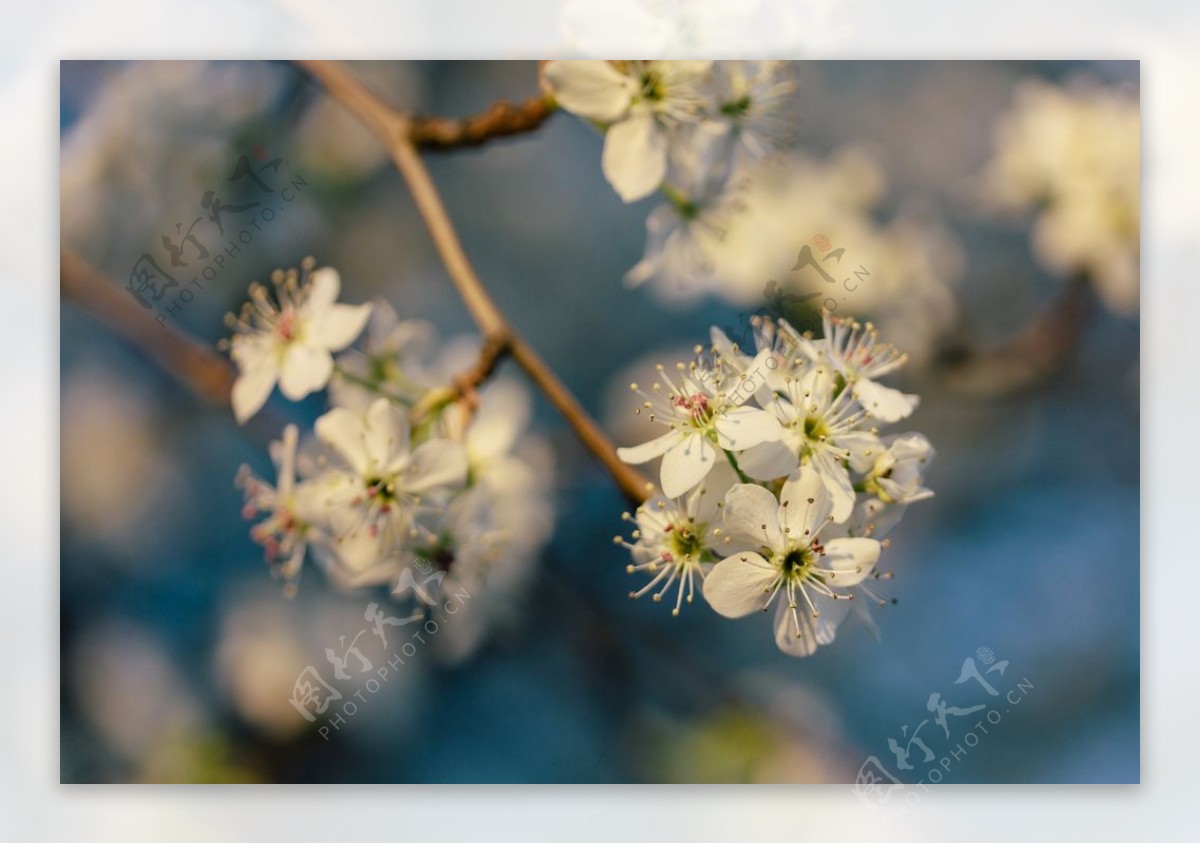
59;60;1138;784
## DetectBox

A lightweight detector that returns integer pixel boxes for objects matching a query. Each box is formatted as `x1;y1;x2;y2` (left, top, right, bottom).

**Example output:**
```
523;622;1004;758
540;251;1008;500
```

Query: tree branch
60;246;234;407
940;273;1093;396
412;96;555;151
410;334;512;426
298;60;651;506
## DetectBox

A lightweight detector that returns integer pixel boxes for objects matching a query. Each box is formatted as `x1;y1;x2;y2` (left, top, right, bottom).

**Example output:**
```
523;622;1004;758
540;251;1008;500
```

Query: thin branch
60;247;234;406
412;96;556;151
298;60;651;506
410;334;512;426
940;273;1093;396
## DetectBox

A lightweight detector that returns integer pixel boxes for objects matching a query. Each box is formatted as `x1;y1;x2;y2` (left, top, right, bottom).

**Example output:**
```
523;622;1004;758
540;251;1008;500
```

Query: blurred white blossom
61;367;183;556
673;148;962;364
707;61;798;162
227;267;555;660
982;79;1140;314
328;300;440;412
236;424;325;591
556;0;847;56
71;620;204;762
61;61;284;257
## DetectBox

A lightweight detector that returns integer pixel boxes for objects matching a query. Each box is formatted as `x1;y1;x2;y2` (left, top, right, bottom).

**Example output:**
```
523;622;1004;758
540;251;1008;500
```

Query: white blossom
703;470;881;657
982;79;1139;314
638;148;964;364
309;398;468;587
544;59;713;202
236;424;323;591
616;349;782;498
848;433;935;542
614;462;736;615
737;365;882;523
616;315;930;656
226;265;371;423
328;299;439;413
707;60;797;162
798;314;919;423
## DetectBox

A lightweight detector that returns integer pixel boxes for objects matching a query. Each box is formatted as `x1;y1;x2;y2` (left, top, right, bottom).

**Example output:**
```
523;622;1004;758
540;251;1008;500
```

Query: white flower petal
714;406;782;451
702;551;776;618
774;593;849;657
544;60;633;122
617;430;678;465
812;450;855;524
779;468;831;538
306;302;372;350
406;439;469;493
821;537;881;586
231;361;278;424
737;439;798;481
315;407;369;475
773;601;818;657
602;112;668;202
307;266;341;310
728;349;782;407
841;431;885;475
692;459;737;522
853;377;919;422
849;498;907;541
721;483;783;549
278;344;334;400
890;433;935;465
660;432;717;498
364;397;408;469
852;599;882;642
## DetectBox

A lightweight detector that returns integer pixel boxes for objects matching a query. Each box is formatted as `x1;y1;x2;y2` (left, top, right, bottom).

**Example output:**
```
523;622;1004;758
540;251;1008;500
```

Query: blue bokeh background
59;60;1138;783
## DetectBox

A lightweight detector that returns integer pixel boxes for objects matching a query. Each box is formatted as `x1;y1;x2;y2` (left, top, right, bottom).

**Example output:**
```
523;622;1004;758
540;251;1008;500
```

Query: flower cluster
546;62;963;364
615;313;933;656
544;60;795;204
229;261;554;656
981;78;1140;315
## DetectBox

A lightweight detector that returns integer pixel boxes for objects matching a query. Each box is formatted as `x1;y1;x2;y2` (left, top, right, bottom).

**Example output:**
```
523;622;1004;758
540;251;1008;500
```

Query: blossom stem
410;334;512;426
660;182;698;219
722;449;754;485
298;60;651;506
330;362;398;397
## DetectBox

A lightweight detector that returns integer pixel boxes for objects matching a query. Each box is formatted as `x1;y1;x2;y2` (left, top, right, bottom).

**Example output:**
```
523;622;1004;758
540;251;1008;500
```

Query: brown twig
412;96;556;151
298;60;651;506
940;273;1093;396
410;334;512;426
60;246;234;406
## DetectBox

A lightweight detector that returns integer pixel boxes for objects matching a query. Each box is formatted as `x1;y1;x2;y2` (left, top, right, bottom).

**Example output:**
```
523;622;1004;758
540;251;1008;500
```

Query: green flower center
720;95;753;118
640;71;665;102
669;523;708;561
364;475;398;503
782;546;814;577
803;415;829;440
